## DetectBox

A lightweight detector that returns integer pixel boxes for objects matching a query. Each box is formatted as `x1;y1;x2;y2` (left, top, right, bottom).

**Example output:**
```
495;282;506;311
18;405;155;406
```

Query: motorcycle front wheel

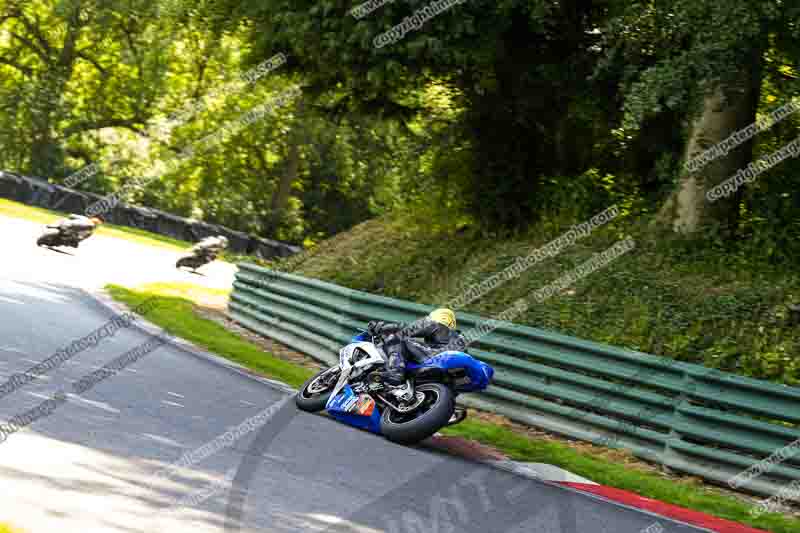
176;256;201;269
37;230;62;247
380;383;454;445
295;366;341;412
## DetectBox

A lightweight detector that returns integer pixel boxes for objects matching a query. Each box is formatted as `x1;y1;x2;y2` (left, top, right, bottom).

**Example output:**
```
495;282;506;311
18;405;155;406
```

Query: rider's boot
376;363;404;387
376;350;414;400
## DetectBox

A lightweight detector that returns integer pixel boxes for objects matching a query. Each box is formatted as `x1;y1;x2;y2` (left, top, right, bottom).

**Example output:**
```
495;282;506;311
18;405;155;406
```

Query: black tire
295;367;340;412
37;230;61;247
380;383;454;445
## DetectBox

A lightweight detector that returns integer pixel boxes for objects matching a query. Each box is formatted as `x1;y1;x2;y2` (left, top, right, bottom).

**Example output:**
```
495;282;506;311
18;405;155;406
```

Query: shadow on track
39;246;75;256
176;267;207;277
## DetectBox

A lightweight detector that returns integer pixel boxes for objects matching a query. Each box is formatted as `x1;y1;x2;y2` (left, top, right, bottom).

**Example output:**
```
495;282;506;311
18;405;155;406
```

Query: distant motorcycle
37;215;102;248
295;329;494;444
176;249;218;271
176;236;228;272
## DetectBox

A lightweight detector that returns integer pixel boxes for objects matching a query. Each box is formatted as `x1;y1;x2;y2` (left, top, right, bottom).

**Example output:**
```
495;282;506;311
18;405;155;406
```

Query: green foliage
599;0;778;133
0;0;430;243
219;0;624;230
2;0;800;253
0;0;175;177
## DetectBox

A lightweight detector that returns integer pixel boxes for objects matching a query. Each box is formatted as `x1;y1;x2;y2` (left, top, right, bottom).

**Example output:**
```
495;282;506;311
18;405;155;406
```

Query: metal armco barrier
229;262;800;500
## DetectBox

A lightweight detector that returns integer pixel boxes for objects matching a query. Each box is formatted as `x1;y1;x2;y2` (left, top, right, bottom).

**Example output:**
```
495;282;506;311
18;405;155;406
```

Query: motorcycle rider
191;235;229;259
53;214;104;243
367;308;466;388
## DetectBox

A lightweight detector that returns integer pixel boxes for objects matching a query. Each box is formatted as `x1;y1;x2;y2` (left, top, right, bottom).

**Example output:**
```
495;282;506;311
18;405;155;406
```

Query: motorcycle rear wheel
295;367;341;412
380;383;454;445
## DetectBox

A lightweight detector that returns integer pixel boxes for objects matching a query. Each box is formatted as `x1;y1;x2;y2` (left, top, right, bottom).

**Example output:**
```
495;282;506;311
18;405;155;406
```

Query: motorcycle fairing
350;330;493;392
407;351;494;393
351;331;370;342
326;384;382;434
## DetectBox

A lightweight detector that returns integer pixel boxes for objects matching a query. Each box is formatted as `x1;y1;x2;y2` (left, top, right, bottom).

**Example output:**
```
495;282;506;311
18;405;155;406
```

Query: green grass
109;281;799;533
0;197;63;224
106;283;313;388
134;281;231;299
99;224;189;251
0;197;199;253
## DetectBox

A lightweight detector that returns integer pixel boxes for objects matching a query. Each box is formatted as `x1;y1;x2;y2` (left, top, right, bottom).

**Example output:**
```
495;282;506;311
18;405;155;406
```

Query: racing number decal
342;396;358;412
355;395;375;416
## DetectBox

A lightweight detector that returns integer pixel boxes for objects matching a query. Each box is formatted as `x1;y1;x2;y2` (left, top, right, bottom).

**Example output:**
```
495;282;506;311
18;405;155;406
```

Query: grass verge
105;284;312;389
108;282;798;533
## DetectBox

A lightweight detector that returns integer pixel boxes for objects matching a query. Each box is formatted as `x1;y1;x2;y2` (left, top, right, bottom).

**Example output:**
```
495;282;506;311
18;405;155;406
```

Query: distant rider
367;308;466;387
191;235;229;259
56;214;104;242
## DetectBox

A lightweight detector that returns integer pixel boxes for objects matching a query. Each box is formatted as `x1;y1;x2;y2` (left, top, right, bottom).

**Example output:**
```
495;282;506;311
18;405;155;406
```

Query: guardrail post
339;288;355;340
661;371;693;473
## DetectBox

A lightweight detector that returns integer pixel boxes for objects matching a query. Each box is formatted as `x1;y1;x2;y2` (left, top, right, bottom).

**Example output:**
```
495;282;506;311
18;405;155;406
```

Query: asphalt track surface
0;214;710;533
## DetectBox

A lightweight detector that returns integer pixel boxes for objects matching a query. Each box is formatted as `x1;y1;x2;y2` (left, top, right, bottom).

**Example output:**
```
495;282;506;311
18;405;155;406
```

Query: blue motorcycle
295;330;494;444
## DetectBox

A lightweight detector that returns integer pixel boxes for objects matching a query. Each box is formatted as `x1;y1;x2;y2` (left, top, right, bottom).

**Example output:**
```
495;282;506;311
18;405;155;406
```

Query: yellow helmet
429;308;456;329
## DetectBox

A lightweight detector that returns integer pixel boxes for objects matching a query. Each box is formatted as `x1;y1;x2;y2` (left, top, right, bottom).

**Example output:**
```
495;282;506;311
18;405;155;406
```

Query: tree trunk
265;100;305;236
268;141;298;230
28;77;66;179
26;2;82;180
658;51;763;235
29;130;59;178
